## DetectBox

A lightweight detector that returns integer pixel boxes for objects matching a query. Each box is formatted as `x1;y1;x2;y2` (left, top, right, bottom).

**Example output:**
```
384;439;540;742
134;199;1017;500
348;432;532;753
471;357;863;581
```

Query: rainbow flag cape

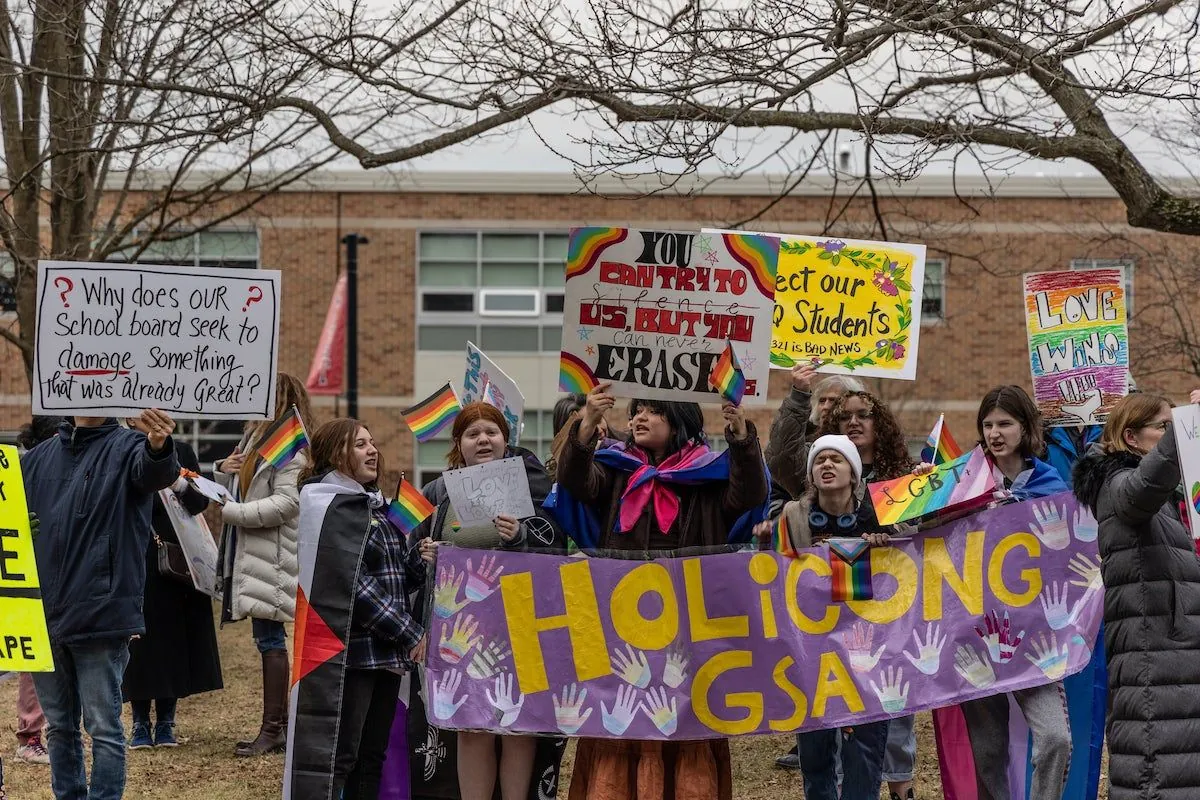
387;478;435;534
868;446;995;526
402;383;461;442
827;538;873;601
920;413;964;466
256;406;310;469
708;340;746;405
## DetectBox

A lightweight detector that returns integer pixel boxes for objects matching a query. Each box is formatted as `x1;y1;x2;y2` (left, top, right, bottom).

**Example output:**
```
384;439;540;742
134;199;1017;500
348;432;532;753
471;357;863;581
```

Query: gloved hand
28;511;39;540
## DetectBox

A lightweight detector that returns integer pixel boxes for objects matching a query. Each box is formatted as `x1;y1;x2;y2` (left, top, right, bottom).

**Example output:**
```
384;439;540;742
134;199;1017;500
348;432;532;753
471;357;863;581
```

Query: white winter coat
215;429;306;623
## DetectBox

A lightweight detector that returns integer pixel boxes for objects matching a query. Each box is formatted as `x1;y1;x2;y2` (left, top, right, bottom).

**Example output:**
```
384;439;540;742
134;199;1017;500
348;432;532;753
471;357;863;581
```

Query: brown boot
235;649;290;756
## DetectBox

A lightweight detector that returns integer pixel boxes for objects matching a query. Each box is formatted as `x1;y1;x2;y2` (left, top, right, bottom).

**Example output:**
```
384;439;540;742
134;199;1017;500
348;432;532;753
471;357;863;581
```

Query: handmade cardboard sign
869;447;996;526
158;489;220;597
32;261;281;419
462;342;524;445
424;493;1102;738
559;228;778;405
441;456;536;526
0;445;53;672
768;236;926;379
1023;268;1128;426
1172;405;1200;539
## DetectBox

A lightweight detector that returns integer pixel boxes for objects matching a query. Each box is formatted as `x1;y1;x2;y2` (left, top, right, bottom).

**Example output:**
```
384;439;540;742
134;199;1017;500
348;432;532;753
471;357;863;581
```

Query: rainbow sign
868;446;996;526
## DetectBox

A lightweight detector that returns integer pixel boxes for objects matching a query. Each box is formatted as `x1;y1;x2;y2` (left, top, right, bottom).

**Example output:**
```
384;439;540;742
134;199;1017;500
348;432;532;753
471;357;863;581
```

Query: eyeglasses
838;411;874;423
1143;420;1171;432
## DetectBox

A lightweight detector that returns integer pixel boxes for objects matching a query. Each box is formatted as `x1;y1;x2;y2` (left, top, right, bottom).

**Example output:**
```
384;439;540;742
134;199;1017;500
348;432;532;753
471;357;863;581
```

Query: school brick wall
2;173;1197;478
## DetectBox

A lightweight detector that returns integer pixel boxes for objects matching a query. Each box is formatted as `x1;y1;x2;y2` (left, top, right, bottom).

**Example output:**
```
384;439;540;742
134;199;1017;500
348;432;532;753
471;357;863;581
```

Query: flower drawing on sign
873;269;899;297
817;239;846;253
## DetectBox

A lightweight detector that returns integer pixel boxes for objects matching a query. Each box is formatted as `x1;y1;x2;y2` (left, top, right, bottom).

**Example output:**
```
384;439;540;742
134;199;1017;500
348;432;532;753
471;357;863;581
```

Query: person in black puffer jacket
1073;390;1200;800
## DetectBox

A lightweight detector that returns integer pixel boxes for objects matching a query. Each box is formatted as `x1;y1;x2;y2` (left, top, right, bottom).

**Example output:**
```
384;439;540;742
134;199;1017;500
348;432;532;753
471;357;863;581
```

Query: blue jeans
797;719;890;800
251;618;286;653
32;638;130;800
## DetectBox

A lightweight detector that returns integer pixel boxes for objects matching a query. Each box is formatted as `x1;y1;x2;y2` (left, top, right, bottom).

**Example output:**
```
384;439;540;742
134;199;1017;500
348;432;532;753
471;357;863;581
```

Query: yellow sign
0;445;53;671
770;236;927;380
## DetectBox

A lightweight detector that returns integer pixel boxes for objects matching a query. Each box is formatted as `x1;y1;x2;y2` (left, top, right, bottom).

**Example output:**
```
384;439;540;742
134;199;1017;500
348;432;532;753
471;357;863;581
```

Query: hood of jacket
1072;444;1140;513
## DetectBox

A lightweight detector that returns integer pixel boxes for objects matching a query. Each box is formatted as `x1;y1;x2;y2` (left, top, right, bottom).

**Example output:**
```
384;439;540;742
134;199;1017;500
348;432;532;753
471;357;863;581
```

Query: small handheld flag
920;414;963;466
256;406;310;469
387;477;436;534
708;340;747;405
828;538;874;602
771;515;797;558
402;382;461;442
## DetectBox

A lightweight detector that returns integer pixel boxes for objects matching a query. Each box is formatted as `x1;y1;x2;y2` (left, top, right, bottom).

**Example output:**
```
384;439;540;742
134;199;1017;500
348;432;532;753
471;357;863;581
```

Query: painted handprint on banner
1025;632;1070;680
485;673;524;728
552;684;593;735
663;646;690;689
902;622;947;676
1031;501;1071;551
643;687;679;736
1068;553;1103;592
869;666;910;713
1039;582;1078;631
600;684;641;736
974;609;1025;663
953;644;997;689
611;644;652;689
843;621;885;673
464;555;504;603
467;640;512;680
1070;505;1099;543
431;670;468;721
438;614;482;665
433;565;470;619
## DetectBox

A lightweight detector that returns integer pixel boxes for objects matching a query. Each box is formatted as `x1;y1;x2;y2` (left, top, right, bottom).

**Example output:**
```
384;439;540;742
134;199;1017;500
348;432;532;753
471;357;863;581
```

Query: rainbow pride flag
387;478;436;534
256;406;310;469
708;340;746;405
828;538;873;602
771;515;797;558
402;383;461;442
869;446;995;526
920;413;964;465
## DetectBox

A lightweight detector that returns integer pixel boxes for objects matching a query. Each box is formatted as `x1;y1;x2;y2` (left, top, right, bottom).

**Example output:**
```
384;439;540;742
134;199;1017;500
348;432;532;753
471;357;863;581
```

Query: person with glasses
1073;389;1200;800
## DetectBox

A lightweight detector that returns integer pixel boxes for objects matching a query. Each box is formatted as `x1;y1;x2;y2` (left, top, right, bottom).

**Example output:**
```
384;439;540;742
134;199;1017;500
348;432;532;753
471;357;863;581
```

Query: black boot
235;649;289;756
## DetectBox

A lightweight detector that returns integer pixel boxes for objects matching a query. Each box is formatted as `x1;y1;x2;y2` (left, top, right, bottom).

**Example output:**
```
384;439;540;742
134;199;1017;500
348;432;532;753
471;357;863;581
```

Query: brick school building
2;170;1196;485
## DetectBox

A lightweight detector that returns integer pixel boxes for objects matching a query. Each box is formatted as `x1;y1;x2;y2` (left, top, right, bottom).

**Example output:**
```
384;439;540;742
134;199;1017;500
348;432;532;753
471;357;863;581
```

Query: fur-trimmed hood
1072;444;1140;513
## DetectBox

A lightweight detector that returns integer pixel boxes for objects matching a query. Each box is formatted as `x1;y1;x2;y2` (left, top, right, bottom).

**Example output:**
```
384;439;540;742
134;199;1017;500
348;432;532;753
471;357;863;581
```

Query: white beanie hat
807;434;863;484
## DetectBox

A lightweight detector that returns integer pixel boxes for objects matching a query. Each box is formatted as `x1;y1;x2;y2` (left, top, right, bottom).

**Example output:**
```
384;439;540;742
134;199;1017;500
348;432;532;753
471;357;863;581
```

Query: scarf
602;442;725;533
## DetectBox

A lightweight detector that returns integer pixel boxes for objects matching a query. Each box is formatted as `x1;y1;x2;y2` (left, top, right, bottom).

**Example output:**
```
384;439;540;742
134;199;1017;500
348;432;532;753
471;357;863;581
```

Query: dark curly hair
817;390;913;480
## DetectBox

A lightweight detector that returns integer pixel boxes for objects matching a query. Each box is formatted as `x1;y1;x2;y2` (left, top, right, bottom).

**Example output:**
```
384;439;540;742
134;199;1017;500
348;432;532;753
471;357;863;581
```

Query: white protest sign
158;489;220;597
33;261;280;419
189;475;231;505
441;456;535;526
1172;405;1200;540
462;342;525;445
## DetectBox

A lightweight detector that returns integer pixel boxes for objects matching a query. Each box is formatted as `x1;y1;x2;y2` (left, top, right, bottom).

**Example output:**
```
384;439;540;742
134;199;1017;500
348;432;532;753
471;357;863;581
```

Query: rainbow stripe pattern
387;479;436;534
1192;481;1200;514
828;538;873;602
722;232;779;300
869;446;996;526
256;406;310;469
708;340;747;405
566;227;628;279
559;351;599;394
771;515;797;558
920;414;964;466
402;383;461;442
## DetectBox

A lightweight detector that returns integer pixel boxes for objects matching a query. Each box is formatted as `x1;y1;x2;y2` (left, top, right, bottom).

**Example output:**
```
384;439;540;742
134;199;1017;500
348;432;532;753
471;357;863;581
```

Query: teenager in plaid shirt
300;419;427;799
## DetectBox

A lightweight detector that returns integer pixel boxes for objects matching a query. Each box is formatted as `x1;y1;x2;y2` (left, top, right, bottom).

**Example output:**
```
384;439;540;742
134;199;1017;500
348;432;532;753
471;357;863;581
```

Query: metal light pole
341;233;368;419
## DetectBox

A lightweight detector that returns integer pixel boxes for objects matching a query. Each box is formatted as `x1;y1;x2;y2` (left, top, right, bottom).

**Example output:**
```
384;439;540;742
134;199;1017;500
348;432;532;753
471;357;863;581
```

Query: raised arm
722;404;768;517
127;409;181;493
1110;426;1182;527
558;385;618;504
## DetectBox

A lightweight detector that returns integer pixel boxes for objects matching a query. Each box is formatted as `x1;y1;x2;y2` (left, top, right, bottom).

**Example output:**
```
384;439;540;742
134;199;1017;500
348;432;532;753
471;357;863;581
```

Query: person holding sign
412;401;565;800
1073;391;1200;800
22;410;180;800
556;383;767;800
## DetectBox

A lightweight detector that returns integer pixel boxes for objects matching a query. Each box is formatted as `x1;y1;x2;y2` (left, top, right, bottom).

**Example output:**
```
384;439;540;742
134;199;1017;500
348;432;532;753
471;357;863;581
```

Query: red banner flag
304;272;347;395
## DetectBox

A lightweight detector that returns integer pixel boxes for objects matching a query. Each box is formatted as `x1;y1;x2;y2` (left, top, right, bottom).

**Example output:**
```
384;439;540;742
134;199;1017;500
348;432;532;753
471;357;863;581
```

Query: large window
414;409;556;488
1070;258;1134;318
417;232;567;353
116;229;261;473
921;259;946;323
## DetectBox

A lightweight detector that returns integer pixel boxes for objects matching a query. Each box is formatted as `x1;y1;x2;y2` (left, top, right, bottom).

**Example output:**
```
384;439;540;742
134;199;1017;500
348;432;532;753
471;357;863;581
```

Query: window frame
921;258;947;324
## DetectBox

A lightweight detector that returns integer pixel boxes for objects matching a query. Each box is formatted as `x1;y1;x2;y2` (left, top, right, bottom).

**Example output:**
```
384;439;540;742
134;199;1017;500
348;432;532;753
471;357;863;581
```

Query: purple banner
423;492;1102;739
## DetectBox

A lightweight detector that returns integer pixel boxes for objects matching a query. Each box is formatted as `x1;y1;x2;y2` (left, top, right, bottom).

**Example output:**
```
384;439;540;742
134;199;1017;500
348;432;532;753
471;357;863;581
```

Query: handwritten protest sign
0;446;53;672
559;228;778;405
1024;268;1128;426
442;457;535;526
869;447;996;526
158;489;220;597
424;494;1101;738
462;342;524;445
32;261;281;419
1172;405;1200;539
767;236;926;379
